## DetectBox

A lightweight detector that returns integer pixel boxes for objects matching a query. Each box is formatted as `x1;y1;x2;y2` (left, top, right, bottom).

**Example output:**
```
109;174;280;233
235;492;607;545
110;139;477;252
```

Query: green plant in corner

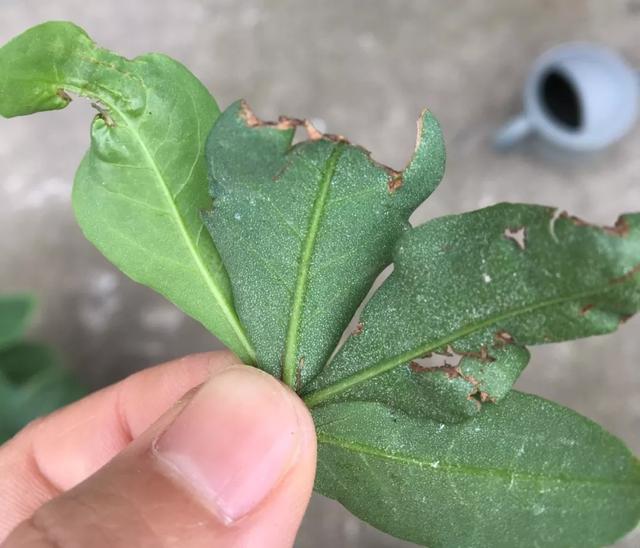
0;295;85;443
1;21;639;547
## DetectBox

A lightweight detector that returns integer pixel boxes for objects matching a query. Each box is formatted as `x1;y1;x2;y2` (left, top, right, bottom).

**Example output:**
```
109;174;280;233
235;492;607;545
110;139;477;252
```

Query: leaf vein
318;433;638;487
66;83;255;362
305;281;635;406
282;143;345;386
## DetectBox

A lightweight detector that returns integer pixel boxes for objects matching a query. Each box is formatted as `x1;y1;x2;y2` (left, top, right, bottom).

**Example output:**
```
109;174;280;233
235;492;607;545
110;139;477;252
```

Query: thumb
3;365;317;548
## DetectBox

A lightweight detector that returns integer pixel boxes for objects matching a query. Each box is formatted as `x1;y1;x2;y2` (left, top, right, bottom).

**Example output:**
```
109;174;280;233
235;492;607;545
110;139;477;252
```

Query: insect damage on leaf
407;340;525;416
204;100;445;386
564;211;631;237
604;216;630;237
503;226;526;249
239;100;345;142
387;174;403;192
550;209;632;242
410;362;495;405
611;264;640;285
56;89;73;105
494;330;514;345
2;20;640;548
304;205;640;423
0;21;256;364
90;102;116;128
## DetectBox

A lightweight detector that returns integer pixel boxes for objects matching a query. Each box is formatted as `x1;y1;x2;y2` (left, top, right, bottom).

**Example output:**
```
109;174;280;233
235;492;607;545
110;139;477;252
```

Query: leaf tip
394;108;446;205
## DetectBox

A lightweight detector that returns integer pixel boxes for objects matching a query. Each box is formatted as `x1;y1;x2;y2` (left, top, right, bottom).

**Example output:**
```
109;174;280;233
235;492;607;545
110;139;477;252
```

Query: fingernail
154;366;302;524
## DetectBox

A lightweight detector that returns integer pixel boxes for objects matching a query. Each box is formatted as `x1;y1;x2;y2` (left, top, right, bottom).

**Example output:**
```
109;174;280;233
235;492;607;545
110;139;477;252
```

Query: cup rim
522;42;639;150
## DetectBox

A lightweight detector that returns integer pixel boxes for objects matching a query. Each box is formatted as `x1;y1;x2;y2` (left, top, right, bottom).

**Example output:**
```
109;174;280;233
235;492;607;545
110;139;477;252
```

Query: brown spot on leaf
275;115;304;130
91;102;115;127
561;212;590;227
303;120;323;140
241;102;302;130
403;108;429;167
436;345;454;357
610;264;640;285
580;304;594;315
240;100;262;127
240;100;348;144
560;211;631;237
388;174;403;192
352;322;364;336
604;216;630;237
494;330;514;346
470;391;494;404
272;159;294;182
240;100;301;129
453;345;495;363
619;314;634;325
322;132;348;142
426;344;495;367
410;362;462;378
410;362;497;406
504;227;527;250
57;89;72;104
439;366;462;379
479;346;490;362
466;374;479;385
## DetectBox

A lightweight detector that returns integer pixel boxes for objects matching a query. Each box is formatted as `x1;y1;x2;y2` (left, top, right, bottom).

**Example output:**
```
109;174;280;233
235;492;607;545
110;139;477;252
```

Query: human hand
0;352;317;547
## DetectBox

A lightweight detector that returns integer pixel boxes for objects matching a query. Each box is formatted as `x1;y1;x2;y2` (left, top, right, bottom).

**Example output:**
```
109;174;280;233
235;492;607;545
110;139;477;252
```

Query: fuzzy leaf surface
0;22;255;362
204;101;445;385
305;204;640;420
314;394;640;547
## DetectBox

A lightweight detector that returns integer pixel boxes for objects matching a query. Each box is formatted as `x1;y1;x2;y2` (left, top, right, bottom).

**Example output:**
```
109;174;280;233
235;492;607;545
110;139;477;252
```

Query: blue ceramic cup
495;43;639;151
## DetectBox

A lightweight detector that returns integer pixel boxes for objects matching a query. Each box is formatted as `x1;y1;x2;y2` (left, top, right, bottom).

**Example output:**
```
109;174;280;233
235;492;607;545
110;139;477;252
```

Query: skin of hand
0;351;317;547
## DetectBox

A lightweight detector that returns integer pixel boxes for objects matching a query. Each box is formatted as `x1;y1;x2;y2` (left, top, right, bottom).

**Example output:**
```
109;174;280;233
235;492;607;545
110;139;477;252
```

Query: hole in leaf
504;227;527;250
411;347;463;370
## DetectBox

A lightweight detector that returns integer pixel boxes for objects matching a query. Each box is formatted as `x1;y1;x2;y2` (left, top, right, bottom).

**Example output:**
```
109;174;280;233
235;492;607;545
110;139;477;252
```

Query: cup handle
494;114;532;149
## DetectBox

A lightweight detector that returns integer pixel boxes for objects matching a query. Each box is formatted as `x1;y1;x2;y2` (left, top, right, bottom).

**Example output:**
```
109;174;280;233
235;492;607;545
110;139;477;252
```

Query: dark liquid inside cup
539;70;582;131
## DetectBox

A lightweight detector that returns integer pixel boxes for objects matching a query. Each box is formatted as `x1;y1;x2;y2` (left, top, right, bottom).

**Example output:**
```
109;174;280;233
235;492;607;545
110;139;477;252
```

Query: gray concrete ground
1;1;639;546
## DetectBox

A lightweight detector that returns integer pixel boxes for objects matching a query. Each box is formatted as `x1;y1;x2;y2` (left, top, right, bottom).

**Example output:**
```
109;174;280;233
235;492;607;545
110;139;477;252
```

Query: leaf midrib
318;432;639;488
304;277;637;406
66;83;256;363
282;143;345;387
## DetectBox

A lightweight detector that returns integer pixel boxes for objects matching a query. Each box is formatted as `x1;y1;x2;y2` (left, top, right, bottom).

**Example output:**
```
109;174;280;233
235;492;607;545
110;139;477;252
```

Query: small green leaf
304;204;640;420
0;342;85;442
0;22;255;363
204;101;445;385
0;294;35;351
314;393;640;548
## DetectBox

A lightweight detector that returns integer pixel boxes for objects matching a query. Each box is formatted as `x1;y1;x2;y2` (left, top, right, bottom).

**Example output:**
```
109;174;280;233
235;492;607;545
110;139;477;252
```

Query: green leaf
314;393;640;548
204;101;445;385
0;342;85;442
0;294;35;351
0;22;255;363
304;204;640;420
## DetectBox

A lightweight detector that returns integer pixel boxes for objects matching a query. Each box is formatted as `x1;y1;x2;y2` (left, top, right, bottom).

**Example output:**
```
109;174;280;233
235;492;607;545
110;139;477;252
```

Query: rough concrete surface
1;1;639;546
